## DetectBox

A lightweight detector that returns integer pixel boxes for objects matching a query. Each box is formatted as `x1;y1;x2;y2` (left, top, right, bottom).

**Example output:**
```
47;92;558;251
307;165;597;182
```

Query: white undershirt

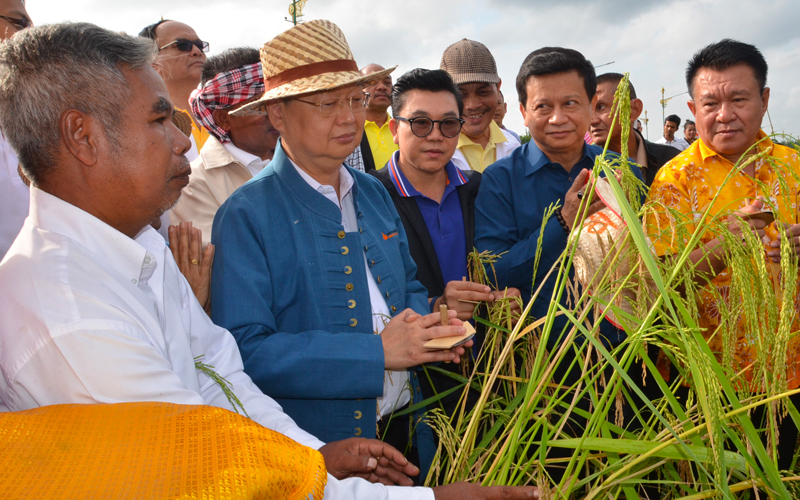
291;161;412;418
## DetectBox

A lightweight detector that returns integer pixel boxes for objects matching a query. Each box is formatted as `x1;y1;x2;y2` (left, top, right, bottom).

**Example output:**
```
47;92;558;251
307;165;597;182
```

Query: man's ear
267;102;286;134
60;109;100;167
496;79;502;92
762;87;770;114
630;98;643;122
212;109;232;133
389;117;399;145
687;99;696;117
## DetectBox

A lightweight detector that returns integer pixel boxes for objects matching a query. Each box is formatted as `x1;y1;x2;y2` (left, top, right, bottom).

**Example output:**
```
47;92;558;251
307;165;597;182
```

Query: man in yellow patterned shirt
646;39;800;469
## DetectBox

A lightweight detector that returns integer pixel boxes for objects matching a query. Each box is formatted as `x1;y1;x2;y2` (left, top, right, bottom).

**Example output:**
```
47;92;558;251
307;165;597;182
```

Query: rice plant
422;74;800;499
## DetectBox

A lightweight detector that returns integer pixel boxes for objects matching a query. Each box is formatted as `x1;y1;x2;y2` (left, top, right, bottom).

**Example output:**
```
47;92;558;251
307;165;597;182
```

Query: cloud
25;0;800;136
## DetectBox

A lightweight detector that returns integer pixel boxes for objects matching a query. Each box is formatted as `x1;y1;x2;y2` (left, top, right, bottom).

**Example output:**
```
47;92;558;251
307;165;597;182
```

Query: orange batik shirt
645;130;800;390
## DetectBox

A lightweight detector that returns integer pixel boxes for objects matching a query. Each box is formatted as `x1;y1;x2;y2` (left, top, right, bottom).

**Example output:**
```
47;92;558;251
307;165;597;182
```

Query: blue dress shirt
474;141;644;347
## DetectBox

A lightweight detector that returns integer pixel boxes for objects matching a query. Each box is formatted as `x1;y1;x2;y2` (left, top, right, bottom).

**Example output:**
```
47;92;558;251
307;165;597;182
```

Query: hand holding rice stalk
420;73;800;498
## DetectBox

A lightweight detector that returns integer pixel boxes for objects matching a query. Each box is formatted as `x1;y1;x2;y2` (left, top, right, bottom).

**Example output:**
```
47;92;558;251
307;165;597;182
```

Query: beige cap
440;39;500;85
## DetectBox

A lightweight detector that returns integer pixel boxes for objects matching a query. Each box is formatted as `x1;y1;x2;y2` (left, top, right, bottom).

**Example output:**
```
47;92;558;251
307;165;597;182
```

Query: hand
767;222;800;262
381;309;470;370
561;169;605;230
169;221;215;312
490;287;523;318
434;280;494;321
725;197;768;248
432;482;540;500
318;437;419;486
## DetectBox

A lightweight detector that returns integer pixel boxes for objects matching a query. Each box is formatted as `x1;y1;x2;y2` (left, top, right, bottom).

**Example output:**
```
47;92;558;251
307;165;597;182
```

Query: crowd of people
0;0;798;496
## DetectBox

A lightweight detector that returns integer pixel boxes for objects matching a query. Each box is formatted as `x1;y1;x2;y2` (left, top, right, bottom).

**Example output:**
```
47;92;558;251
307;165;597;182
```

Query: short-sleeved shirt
645;130;800;390
457;121;509;173
387;151;468;286
364;113;398;170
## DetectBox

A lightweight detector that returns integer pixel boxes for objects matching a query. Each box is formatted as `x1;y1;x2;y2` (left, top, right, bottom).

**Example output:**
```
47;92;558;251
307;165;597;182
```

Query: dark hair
686;39;767;98
515;47;596;107
138;19;171;40
596;72;637;99
391;68;463;118
0;22;156;184
684;119;695;129
665;114;681;126
201;47;260;87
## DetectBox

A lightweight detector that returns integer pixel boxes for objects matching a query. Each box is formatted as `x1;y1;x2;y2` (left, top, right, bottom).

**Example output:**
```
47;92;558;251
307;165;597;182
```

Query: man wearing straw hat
211;19;484;484
0;21;538;500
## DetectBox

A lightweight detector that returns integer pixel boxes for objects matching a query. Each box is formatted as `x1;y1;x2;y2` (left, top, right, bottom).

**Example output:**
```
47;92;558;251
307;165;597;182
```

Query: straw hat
232;20;395;115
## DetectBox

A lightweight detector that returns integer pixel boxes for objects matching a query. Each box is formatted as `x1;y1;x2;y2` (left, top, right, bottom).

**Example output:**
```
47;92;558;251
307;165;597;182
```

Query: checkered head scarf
189;63;265;143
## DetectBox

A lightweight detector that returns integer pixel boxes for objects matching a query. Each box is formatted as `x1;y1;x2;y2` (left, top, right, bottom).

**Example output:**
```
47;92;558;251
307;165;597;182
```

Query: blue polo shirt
474;141;644;347
387;151;468;289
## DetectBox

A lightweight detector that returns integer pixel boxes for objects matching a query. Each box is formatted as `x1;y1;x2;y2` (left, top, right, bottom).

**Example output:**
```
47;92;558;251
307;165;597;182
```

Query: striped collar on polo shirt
387;150;467;198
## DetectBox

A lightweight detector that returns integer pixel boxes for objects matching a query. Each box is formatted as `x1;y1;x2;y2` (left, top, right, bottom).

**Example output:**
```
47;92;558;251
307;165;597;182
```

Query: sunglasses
396;116;464;139
0;14;31;30
158;38;209;53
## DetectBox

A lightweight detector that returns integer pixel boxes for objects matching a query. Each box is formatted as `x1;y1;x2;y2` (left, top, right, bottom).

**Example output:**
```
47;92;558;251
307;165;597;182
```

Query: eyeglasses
396;116;464;139
293;93;370;118
0;14;31;30
159;38;210;53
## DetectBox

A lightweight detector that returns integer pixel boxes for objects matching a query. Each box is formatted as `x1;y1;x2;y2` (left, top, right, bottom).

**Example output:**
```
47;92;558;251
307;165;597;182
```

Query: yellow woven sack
0;402;327;500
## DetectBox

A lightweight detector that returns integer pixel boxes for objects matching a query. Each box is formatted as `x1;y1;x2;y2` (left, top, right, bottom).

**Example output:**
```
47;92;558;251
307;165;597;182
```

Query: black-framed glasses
0;14;31;30
293;93;370;118
396;116;464;138
159;38;209;53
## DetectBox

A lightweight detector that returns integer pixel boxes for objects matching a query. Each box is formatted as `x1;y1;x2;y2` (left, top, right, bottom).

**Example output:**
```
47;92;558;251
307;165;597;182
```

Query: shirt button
364;245;369;252
377;276;382;283
144;256;151;264
354;410;362;419
350;318;358;327
568;176;573;182
344;266;352;274
338;230;346;239
391;306;397;312
354;427;362;436
385;291;389;298
131;278;138;284
348;299;356;309
341;246;349;255
371;260;375;266
346;283;354;291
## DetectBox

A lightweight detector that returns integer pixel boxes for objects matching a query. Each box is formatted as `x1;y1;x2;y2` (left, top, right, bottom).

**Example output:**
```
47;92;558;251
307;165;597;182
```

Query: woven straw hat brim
231;66;396;116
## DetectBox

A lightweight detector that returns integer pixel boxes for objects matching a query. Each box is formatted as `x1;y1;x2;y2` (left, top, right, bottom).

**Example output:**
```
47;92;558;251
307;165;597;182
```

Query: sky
25;0;800;141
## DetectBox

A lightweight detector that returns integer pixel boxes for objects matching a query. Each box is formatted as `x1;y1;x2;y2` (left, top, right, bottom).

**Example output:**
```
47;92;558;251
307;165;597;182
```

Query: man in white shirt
0;0;31;259
170;46;278;246
0;22;536;500
654;113;690;150
0;21;500;499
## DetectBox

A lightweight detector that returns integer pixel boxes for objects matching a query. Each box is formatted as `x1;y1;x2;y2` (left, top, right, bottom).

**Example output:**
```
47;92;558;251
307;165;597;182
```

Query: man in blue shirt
372;68;521;430
474;47;643;350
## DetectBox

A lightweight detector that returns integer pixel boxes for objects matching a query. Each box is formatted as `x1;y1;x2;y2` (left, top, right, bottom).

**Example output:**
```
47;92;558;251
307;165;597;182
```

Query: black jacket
372;167;481;298
636;129;681;187
360;132;377;173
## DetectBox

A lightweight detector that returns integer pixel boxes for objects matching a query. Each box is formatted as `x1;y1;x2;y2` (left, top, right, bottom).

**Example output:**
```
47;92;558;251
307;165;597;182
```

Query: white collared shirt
0;188;433;500
0;131;29;259
655;136;690;151
291;161;412;418
222;141;270;178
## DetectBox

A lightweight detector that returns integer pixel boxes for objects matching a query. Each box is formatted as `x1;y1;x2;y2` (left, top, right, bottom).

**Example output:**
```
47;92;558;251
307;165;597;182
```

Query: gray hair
0;22;157;184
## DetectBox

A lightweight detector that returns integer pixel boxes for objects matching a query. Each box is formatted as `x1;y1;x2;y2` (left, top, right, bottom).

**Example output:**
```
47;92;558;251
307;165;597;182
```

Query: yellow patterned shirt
645;130;800;390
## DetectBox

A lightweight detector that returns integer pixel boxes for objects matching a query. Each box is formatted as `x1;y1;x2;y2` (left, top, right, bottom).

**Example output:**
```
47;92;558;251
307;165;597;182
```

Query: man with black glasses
139;19;211;157
372;68;521;431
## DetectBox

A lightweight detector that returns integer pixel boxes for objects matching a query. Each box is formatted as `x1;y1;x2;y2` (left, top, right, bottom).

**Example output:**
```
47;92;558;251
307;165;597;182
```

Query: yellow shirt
176;108;210;151
645;131;800;390
457;121;508;173
364;113;398;170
